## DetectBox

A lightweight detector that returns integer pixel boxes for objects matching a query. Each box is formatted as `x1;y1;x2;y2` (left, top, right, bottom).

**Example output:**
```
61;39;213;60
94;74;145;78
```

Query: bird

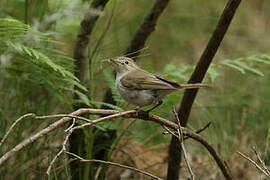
110;56;208;112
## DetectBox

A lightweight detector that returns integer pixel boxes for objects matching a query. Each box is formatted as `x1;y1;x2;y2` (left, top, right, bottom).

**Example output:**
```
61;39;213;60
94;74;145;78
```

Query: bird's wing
120;70;180;90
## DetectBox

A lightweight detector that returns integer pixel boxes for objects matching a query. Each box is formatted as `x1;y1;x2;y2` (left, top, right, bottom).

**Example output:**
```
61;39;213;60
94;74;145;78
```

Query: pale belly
116;83;157;107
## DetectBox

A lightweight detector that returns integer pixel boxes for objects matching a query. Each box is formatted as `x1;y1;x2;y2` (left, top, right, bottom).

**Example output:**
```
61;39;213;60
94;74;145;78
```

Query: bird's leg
133;106;141;116
146;100;163;113
134;106;140;110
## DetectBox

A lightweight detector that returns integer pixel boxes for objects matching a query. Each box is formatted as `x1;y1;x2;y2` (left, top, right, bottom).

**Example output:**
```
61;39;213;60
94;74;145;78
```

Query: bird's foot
134;106;140;110
134;106;141;116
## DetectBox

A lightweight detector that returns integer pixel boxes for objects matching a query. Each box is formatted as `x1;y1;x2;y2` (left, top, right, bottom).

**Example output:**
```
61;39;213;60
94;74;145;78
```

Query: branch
173;108;195;179
162;122;211;140
168;1;242;179
46;122;73;176
0;108;118;165
0;113;35;147
66;151;162;180
252;147;270;174
73;0;109;92
125;0;171;58
237;151;270;178
0;108;231;179
178;0;242;126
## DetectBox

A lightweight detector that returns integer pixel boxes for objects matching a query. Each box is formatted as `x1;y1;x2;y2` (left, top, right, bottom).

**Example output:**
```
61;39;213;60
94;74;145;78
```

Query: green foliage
0;18;86;103
215;54;270;76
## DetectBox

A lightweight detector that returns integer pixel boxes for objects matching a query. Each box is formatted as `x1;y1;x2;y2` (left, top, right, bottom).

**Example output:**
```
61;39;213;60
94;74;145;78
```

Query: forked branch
0;108;231;179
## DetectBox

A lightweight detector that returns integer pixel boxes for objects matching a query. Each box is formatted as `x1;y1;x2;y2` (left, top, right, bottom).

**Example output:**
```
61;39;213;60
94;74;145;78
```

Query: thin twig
71;110;136;132
0;113;94;148
65;118;76;132
163;122;211;141
252;147;270;175
195;122;211;134
66;151;162;180
0;108;117;165
129;52;151;60
36;114;92;123
46;120;75;176
237;151;270;178
100;47;150;63
0;113;35;147
123;46;149;58
0;108;231;179
162;125;178;138
173;108;195;180
46;110;136;176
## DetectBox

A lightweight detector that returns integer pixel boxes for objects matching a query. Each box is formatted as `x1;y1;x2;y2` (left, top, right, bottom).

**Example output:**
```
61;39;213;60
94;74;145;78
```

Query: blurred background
0;0;269;179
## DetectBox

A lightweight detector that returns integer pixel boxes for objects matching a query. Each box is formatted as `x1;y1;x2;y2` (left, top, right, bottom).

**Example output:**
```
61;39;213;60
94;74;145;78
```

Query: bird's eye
125;61;129;64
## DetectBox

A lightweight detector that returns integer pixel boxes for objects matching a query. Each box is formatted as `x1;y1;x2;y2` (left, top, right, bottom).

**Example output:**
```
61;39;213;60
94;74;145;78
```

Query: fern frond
0;18;87;105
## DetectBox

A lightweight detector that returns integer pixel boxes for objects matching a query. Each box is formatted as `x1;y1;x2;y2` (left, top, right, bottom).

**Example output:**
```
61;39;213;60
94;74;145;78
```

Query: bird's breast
116;81;156;107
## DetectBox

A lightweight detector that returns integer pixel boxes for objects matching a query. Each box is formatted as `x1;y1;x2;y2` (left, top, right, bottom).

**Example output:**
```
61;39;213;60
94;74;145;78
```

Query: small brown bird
110;56;208;112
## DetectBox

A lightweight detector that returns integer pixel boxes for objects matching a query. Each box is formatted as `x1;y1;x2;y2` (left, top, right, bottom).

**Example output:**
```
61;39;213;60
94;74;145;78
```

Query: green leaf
0;18;87;103
74;90;91;106
220;60;245;74
247;56;270;65
207;66;219;82
232;61;264;76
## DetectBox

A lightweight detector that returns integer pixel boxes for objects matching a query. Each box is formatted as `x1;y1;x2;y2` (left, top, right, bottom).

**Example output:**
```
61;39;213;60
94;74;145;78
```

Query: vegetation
0;0;269;179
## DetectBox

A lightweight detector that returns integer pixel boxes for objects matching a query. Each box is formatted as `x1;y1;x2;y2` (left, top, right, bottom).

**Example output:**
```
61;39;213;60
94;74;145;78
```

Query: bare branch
73;0;109;89
252;147;270;174
0;108;231;179
0;108;117;165
66;151;162;180
35;114;92;123
194;122;211;134
46;122;75;176
162;122;211;140
237;151;270;178
0;113;35;147
173;108;195;180
125;0;171;58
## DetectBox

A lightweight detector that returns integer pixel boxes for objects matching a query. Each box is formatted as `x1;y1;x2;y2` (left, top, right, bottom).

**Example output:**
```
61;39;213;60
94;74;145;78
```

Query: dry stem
237;151;270;178
66;151;162;180
0;108;231;179
173;108;195;180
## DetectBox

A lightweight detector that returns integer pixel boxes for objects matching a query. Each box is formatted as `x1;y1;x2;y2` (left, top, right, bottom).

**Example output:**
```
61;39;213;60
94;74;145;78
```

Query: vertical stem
24;0;28;24
168;0;242;179
83;128;94;180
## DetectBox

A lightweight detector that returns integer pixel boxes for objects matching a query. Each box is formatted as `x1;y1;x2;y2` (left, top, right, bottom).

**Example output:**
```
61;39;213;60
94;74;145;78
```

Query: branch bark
0;109;231;179
73;0;109;91
125;0;171;58
66;151;162;180
167;0;242;179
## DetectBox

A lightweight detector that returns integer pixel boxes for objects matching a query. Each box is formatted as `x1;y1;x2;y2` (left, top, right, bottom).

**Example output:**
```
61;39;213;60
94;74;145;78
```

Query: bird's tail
180;83;209;89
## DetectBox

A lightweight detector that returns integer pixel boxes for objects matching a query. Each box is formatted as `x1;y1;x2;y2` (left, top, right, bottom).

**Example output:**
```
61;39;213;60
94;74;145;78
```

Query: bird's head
110;57;139;74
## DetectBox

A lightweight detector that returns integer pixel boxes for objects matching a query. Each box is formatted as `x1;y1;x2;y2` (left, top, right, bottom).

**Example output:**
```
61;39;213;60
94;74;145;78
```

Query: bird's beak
110;58;119;65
